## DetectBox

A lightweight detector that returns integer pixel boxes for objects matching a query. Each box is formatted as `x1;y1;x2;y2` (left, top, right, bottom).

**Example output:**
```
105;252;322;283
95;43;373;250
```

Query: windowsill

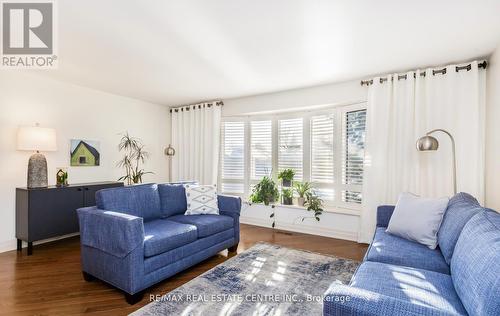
243;200;361;216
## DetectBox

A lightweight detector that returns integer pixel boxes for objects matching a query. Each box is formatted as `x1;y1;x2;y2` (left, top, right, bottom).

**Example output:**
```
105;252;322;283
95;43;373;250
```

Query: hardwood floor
0;224;367;316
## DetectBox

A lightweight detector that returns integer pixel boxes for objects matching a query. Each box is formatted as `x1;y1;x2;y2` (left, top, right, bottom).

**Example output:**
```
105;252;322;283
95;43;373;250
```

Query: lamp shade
416;135;439;151
17;126;57;151
164;144;176;156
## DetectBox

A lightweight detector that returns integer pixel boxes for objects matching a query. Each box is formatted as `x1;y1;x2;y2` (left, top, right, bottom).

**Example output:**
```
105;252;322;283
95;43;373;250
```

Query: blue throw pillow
437;192;483;264
96;183;161;221
158;183;188;217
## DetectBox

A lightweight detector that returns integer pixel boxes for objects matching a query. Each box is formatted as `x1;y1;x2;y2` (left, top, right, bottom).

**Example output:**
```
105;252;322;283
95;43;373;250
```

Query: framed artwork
70;139;100;166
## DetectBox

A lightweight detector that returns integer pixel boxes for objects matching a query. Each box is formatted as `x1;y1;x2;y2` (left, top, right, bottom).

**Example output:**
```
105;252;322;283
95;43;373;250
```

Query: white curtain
171;101;222;184
358;61;486;243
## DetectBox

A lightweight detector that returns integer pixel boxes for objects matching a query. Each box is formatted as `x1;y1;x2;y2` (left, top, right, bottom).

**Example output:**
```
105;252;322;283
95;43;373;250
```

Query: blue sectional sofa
77;183;241;304
324;192;500;316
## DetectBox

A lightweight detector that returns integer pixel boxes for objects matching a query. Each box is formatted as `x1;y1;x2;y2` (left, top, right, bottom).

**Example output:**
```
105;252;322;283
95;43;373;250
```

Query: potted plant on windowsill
303;191;324;222
294;181;311;206
281;188;293;205
249;176;279;206
278;168;295;187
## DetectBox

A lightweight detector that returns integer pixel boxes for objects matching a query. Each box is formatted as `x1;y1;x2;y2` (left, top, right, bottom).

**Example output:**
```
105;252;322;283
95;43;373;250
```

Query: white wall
0;72;170;252
241;204;359;241
223;79;366;116
486;45;500;210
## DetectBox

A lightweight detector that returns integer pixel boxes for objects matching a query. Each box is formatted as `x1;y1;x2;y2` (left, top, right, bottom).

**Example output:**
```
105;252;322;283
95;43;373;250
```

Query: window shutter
342;109;367;203
278;118;303;180
310;114;334;200
250;120;272;180
220;121;245;193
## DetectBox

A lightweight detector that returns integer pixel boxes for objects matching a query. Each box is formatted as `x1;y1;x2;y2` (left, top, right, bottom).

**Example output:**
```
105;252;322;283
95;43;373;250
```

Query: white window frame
337;103;366;210
218;102;367;212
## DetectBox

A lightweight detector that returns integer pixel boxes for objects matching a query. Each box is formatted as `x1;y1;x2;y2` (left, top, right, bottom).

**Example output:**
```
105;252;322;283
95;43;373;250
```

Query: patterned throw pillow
184;184;219;215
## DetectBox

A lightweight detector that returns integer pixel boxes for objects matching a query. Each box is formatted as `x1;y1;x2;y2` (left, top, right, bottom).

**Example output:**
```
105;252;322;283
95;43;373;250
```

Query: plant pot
264;196;277;206
282;196;293;205
282;179;292;187
297;197;305;206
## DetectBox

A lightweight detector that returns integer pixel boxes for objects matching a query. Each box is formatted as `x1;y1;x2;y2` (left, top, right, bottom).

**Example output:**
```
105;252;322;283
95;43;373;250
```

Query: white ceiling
37;0;500;106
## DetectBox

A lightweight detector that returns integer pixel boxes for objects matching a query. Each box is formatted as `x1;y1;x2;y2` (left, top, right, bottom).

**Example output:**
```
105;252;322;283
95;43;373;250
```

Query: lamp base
27;153;48;188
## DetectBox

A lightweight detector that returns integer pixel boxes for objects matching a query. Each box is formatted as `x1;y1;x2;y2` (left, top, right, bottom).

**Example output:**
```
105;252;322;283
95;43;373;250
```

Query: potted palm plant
278;168;295;187
117;132;154;185
294;181;311;206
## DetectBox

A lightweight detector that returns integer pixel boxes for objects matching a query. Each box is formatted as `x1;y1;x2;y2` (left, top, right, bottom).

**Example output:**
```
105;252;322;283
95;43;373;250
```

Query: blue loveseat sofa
324;192;500;316
77;183;241;304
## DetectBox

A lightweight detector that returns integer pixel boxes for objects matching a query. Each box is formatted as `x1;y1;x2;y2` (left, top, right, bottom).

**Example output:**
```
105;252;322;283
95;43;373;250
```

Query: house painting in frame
70;139;100;166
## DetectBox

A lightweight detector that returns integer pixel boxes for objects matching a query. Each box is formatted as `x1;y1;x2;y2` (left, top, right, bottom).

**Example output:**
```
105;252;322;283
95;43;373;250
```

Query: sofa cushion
386;192;449;249
438;192;483;265
366;227;449;274
143;219;197;257
168;214;233;238
96;183;161;221
144;228;235;273
451;210;500;316
158;184;188;217
351;261;467;315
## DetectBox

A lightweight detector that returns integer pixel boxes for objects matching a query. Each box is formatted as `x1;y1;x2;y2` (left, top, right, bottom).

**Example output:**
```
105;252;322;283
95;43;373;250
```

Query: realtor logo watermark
1;0;57;68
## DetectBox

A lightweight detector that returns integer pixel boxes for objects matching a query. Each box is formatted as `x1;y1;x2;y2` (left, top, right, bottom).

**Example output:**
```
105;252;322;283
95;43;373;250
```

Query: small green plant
278;168;295;187
294;181;311;206
249;176;279;206
282;188;293;198
294;181;311;198
56;168;68;186
278;168;295;181
303;192;324;222
281;188;293;205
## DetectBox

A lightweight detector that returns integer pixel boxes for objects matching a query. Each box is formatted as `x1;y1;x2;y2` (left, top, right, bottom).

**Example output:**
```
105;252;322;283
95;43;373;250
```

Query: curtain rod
170;100;224;113
360;60;487;86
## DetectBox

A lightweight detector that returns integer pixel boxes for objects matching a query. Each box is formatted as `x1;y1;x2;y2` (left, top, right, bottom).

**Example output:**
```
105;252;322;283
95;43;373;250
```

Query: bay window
219;103;367;210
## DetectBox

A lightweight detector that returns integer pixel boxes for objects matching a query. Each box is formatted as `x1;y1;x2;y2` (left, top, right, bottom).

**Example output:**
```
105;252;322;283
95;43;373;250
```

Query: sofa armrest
218;194;242;215
217;195;241;245
77;206;144;258
324;283;456;316
376;205;395;228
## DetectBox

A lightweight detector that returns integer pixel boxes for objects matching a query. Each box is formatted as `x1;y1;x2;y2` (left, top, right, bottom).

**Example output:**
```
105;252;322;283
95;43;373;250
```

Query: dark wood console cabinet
16;181;123;255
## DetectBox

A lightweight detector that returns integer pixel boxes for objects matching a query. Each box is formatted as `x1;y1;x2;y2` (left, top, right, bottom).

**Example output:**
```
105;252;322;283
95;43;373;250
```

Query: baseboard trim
0;233;80;254
0;239;17;253
240;216;358;241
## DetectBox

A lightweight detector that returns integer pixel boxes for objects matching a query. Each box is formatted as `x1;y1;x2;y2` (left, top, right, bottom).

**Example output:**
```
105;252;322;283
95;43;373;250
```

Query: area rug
131;242;359;316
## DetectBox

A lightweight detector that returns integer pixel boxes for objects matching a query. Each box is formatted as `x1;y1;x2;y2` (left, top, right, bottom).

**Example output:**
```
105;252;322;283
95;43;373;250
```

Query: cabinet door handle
77;188;82;191
84;188;89;191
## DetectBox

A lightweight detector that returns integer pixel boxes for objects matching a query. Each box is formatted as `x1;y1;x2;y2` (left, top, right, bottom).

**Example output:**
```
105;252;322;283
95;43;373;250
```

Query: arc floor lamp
165;144;175;182
416;129;457;194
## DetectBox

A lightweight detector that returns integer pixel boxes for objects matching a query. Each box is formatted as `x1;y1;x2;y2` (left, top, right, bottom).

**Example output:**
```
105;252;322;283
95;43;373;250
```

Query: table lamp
17;124;57;188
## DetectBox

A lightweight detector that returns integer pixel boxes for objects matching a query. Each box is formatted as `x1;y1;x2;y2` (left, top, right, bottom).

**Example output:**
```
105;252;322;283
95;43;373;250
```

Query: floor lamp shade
416;129;457;194
17;126;57;188
416;135;439;151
